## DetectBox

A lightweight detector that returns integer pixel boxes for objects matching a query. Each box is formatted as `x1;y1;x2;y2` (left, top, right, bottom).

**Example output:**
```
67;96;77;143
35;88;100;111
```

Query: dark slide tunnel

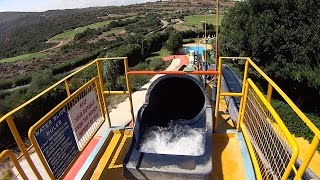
141;76;205;127
124;75;213;180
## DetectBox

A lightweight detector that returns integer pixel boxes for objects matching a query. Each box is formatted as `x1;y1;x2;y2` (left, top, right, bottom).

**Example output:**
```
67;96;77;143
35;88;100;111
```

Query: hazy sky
0;0;157;12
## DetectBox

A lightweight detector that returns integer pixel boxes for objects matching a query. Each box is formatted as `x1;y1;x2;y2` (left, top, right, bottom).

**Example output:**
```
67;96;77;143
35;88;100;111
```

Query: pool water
184;46;205;55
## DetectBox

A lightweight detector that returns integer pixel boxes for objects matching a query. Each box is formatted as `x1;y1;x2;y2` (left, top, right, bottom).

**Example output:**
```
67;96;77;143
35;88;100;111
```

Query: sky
0;0;157;12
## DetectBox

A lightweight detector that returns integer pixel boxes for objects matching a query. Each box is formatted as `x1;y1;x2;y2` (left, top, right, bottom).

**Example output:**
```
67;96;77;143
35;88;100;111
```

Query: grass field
51;20;112;40
183;14;223;27
146;48;171;61
1;52;48;63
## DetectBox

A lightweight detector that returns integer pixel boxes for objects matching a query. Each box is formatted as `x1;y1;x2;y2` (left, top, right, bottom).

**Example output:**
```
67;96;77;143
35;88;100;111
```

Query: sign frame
28;77;105;179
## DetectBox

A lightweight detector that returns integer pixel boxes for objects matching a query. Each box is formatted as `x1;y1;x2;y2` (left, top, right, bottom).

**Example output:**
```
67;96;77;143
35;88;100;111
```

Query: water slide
209;64;242;125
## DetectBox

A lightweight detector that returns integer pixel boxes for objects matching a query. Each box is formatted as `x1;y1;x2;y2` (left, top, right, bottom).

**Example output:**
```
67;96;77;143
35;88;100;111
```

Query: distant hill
0;7;113;59
0;12;43;34
0;1;231;60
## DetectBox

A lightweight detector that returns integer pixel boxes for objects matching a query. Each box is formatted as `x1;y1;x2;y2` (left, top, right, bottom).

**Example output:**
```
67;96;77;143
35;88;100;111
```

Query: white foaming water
140;122;205;156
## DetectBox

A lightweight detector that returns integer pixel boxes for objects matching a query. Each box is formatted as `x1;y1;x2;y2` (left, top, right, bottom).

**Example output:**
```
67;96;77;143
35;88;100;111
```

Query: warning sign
68;90;101;141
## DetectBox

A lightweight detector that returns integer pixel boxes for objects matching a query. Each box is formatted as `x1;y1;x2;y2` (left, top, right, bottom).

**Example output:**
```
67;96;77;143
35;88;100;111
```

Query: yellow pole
6;116;43;179
95;78;106;123
214;57;222;130
220;92;243;97
64;79;71;97
294;136;319;179
215;0;219;71
237;79;249;130
1;150;28;179
266;83;273;102
205;11;207;62
96;60;111;127
237;59;249;130
124;58;135;126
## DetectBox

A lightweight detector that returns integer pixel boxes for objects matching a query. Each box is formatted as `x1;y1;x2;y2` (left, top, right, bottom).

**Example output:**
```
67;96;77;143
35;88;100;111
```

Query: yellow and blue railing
215;57;320;180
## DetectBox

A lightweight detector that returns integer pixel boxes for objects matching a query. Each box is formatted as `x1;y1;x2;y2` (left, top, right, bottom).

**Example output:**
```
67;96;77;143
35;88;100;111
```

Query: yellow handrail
0;57;134;179
0;150;28;179
0;55;319;179
216;57;320;179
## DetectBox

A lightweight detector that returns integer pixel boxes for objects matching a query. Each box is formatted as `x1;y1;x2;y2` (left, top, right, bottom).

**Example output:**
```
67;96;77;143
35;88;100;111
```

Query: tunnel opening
140;76;206;128
124;75;213;179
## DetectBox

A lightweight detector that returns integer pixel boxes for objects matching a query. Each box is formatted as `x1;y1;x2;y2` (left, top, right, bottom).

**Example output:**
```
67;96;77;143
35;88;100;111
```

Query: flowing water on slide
140;121;205;156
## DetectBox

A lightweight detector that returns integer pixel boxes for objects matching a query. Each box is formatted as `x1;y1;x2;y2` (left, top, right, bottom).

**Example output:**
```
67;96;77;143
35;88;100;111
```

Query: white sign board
68;90;101;141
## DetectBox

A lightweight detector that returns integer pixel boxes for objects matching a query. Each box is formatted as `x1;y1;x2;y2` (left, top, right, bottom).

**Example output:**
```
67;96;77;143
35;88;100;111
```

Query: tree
29;70;55;92
220;0;320;104
166;31;183;53
202;23;215;31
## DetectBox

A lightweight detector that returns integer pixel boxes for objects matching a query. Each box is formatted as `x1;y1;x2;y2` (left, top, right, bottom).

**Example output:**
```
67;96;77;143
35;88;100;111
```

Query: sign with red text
68;90;101;141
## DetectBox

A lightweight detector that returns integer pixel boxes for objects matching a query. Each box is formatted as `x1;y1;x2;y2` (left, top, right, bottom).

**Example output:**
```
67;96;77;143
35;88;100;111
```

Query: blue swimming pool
184;46;205;55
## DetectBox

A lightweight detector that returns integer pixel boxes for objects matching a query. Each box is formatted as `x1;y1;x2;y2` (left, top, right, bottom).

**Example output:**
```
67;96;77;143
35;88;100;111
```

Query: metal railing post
6;116;42;179
0;150;28;179
95;78;106;123
214;57;222;130
124;58;135;126
237;59;249;130
96;60;111;127
294;136;319;179
64;79;71;97
238;80;249;128
266;83;273;102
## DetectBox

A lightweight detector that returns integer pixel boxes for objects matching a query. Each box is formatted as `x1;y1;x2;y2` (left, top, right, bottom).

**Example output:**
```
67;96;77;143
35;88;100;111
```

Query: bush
14;76;31;86
29;70;56;92
103;60;121;91
130;75;150;91
166;31;183;53
183;39;195;44
272;99;320;152
0;80;13;89
130;62;149;71
149;58;165;71
52;51;100;75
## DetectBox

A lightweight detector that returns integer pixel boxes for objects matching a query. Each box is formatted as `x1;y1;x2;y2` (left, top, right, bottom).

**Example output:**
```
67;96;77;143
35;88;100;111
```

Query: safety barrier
215;57;320;180
1;55;319;179
0;57;219;179
0;150;27;179
0;57;134;179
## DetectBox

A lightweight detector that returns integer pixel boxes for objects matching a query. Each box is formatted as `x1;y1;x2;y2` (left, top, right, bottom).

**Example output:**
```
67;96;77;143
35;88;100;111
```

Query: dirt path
160;19;169;29
40;38;71;53
176;18;184;24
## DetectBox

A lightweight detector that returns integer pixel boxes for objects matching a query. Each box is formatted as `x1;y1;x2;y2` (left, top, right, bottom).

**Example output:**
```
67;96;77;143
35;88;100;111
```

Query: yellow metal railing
215;57;320;180
0;150;27;179
1;55;319;179
0;57;135;179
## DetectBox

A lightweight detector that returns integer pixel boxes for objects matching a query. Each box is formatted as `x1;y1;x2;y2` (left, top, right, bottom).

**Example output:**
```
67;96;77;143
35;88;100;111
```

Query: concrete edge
74;127;124;180
237;132;256;180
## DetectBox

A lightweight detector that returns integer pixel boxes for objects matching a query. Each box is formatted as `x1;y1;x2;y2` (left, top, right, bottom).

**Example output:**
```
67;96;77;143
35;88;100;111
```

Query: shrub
14;76;31;86
272;99;320;152
0;80;13;89
183;39;195;44
149;58;165;71
130;62;149;71
130;75;150;91
166;31;183;53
